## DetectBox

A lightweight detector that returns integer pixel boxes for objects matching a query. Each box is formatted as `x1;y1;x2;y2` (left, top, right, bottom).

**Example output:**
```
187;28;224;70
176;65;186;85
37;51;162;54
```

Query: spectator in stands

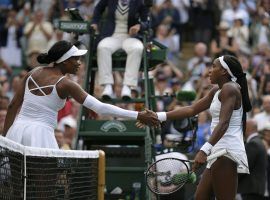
47;0;65;25
238;55;258;104
189;0;217;44
154;24;180;63
221;0;250;27
24;9;53;68
253;95;270;131
91;0;149;100
0;75;11;99
187;42;211;79
238;119;267;200
260;123;270;198
0;58;12;77
54;128;70;150
0;9;22;68
78;0;96;21
58;115;77;149
210;21;238;58
194;111;211;152
228;12;250;55
250;12;270;52
155;0;181;50
258;58;270;97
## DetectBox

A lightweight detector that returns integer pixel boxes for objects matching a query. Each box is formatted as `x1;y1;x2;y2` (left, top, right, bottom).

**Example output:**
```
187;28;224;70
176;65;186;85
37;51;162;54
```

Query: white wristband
156;112;167;122
200;142;213;155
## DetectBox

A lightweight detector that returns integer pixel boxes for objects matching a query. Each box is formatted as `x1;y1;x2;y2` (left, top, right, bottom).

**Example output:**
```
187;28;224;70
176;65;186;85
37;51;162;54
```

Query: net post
98;150;105;200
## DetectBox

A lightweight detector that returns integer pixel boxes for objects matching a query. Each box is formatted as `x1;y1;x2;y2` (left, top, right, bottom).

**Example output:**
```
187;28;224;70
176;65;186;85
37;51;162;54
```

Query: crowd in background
0;0;269;185
0;0;270;198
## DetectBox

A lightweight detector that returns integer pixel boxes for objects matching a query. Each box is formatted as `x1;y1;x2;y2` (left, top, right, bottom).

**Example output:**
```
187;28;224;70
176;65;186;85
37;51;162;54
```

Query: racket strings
146;158;189;195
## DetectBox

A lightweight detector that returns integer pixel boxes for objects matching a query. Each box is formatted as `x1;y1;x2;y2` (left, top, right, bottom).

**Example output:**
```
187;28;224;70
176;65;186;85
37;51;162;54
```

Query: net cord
0;136;99;158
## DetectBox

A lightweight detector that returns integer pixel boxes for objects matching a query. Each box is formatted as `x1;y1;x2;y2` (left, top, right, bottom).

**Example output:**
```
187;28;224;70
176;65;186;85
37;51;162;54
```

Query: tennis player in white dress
3;40;159;149
142;55;252;200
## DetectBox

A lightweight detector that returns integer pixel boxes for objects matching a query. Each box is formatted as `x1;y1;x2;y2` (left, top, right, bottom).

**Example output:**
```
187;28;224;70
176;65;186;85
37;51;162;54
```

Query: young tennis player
139;55;252;199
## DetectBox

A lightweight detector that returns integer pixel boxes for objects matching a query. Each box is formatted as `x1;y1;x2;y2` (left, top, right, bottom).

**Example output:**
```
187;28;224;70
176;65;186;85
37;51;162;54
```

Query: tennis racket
145;149;227;195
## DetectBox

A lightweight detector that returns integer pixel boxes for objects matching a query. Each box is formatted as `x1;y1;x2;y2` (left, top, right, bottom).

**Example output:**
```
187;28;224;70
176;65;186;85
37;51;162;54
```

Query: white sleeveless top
6;73;66;149
208;90;249;173
16;75;66;129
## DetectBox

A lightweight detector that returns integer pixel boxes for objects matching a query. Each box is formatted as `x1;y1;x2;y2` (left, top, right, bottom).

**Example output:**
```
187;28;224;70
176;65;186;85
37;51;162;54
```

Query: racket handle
190;149;227;163
172;172;197;185
207;149;227;161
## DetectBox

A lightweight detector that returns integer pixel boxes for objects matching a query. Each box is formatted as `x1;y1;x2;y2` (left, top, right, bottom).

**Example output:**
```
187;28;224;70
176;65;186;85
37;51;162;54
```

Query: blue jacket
91;0;149;39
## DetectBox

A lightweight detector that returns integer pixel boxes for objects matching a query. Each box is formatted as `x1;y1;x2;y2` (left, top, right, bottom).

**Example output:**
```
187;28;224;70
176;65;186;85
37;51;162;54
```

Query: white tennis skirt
6;120;59;149
206;148;249;174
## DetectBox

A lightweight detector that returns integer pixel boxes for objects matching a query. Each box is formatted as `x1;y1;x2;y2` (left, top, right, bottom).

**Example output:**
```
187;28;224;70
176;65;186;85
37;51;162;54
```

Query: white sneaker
121;85;131;101
102;84;113;100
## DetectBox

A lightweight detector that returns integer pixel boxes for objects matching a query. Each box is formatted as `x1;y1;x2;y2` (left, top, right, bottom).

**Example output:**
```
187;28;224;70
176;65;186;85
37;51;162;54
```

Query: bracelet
156;112;167;122
200;142;213;155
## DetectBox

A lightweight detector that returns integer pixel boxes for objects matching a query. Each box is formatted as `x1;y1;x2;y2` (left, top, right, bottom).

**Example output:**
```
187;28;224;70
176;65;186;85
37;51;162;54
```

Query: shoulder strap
28;76;47;96
55;76;66;85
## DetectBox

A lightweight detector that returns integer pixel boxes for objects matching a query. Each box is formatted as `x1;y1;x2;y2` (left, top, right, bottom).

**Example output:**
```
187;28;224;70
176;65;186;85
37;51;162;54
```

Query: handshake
136;109;164;128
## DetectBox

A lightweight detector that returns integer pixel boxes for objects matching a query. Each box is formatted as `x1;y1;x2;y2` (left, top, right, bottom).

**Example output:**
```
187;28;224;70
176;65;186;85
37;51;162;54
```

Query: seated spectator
0;9;22;68
250;12;270;52
186;42;211;79
253;95;270;131
228;12;250;55
221;0;250;27
24;9;53;68
0;58;12;77
58;115;77;149
54;128;70;150
91;0;149;100
210;21;238;58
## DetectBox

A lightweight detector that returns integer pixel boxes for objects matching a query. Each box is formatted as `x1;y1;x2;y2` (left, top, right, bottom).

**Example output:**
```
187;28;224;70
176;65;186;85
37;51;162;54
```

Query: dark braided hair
37;40;72;64
223;55;252;134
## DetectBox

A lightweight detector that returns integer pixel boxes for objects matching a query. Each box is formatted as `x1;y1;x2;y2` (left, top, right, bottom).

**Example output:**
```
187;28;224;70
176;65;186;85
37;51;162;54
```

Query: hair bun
37;53;53;64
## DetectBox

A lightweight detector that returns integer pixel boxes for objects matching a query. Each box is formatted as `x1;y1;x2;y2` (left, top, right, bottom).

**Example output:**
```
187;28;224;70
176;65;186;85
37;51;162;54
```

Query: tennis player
3;40;159;149
141;55;252;199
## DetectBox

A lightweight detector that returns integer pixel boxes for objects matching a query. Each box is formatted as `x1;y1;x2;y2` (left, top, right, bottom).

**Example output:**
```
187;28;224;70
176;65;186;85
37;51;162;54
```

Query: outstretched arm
59;78;159;126
156;86;219;122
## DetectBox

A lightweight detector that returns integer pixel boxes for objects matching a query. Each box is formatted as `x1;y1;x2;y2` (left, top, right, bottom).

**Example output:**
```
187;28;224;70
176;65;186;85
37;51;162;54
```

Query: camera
163;116;198;152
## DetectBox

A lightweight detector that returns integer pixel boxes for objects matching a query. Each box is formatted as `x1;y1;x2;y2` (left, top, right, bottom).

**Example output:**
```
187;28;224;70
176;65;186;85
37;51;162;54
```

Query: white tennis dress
6;74;66;149
207;90;249;174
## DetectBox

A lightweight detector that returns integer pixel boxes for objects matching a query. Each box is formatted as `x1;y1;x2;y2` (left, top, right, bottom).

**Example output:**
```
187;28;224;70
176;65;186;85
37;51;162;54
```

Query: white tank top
209;90;245;152
16;74;66;129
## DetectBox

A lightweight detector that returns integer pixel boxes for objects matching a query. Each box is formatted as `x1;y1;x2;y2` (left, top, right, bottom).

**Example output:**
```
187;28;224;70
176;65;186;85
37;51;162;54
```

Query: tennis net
0;136;105;200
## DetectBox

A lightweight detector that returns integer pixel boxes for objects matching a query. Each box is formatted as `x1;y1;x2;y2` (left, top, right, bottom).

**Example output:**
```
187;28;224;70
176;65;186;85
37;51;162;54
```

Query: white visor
55;45;87;63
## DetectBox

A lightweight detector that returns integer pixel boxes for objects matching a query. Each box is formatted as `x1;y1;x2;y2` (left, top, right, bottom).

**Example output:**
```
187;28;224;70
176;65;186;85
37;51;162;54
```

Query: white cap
234;12;245;21
58;115;77;131
56;45;87;63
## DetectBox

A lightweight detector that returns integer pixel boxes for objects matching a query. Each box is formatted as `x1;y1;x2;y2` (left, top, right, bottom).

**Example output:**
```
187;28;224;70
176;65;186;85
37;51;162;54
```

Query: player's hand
192;150;207;171
136;121;146;129
137;109;159;127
